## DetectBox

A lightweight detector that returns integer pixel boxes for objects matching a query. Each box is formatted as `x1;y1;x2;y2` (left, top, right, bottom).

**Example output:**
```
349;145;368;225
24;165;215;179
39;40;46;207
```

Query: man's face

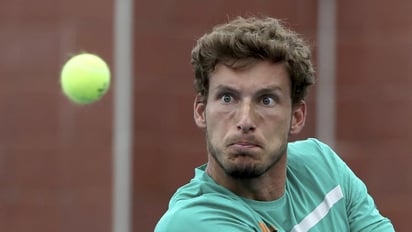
194;61;305;179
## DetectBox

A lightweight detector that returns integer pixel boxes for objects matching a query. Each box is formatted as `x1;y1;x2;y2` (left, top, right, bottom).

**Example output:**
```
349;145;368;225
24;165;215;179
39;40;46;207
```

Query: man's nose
236;101;256;133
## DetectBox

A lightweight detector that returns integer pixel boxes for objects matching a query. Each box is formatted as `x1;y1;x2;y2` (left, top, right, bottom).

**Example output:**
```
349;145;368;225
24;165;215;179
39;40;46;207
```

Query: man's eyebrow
211;85;284;97
212;85;239;93
255;86;283;95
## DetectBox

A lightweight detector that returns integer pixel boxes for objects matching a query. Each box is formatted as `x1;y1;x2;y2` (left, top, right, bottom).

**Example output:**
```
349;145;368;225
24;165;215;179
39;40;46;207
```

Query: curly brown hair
191;16;315;105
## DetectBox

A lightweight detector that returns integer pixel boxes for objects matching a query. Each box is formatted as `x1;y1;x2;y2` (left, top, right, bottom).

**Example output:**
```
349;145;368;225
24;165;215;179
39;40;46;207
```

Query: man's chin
225;165;264;179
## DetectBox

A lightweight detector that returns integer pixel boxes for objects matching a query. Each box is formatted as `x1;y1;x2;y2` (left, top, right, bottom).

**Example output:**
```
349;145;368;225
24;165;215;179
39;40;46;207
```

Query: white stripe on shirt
291;185;344;232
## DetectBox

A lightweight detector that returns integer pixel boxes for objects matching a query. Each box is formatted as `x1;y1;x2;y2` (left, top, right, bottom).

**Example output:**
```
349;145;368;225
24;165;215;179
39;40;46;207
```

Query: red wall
0;0;113;231
336;1;412;230
0;0;410;232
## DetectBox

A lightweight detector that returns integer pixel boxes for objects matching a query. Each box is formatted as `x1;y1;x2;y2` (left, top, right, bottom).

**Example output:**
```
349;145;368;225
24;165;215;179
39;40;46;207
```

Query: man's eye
221;94;233;103
262;96;275;106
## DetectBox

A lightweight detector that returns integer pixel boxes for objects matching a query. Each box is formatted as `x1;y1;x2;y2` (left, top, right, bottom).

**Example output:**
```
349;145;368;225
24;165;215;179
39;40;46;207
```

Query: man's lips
231;142;258;147
228;140;262;149
226;135;263;151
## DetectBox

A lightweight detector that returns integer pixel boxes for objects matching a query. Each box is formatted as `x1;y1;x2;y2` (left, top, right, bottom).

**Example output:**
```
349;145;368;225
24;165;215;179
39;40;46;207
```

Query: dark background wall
0;0;113;231
0;0;410;232
336;1;412;230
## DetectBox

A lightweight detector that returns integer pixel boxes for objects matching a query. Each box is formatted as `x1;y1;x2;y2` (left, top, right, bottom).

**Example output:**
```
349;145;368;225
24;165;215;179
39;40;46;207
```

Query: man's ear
194;94;206;129
290;101;307;135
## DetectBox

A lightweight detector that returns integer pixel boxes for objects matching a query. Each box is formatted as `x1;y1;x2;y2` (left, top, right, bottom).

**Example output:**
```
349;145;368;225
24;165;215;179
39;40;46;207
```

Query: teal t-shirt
155;139;394;232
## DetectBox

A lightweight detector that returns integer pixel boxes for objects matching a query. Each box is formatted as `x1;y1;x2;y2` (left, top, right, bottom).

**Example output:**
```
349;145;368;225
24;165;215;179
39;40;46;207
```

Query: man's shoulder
170;181;253;215
288;138;330;153
168;166;241;207
287;138;348;182
155;190;257;231
288;138;340;164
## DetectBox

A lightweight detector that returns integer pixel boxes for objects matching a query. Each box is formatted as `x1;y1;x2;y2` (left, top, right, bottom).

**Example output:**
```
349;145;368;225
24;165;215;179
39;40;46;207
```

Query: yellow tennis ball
61;53;111;104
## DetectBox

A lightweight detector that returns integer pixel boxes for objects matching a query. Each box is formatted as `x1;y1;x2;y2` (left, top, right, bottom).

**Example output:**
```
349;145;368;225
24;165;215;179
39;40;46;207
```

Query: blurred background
0;0;411;231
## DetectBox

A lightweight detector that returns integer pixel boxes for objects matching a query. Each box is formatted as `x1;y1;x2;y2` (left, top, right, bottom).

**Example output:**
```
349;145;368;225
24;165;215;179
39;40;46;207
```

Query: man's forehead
209;62;290;91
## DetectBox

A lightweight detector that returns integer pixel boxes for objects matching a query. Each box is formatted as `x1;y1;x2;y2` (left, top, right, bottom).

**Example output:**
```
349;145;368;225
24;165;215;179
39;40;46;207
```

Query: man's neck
206;154;287;201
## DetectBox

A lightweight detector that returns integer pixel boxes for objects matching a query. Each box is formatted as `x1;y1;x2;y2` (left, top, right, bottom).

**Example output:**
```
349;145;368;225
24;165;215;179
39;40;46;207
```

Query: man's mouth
228;139;263;153
231;141;259;148
228;136;262;148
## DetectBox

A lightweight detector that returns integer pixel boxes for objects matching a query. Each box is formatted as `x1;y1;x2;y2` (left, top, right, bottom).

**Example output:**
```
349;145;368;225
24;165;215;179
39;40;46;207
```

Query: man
155;16;394;232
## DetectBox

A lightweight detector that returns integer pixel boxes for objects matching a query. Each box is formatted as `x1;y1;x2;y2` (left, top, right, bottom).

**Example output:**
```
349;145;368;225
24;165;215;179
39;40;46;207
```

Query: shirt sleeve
310;138;395;231
343;164;395;232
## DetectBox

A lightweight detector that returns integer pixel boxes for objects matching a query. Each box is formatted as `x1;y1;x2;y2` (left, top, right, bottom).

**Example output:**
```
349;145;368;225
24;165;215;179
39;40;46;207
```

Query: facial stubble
206;130;288;179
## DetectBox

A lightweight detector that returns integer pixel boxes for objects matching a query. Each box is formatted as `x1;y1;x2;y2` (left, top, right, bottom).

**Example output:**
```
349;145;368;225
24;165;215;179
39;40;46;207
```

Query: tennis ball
60;53;110;104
